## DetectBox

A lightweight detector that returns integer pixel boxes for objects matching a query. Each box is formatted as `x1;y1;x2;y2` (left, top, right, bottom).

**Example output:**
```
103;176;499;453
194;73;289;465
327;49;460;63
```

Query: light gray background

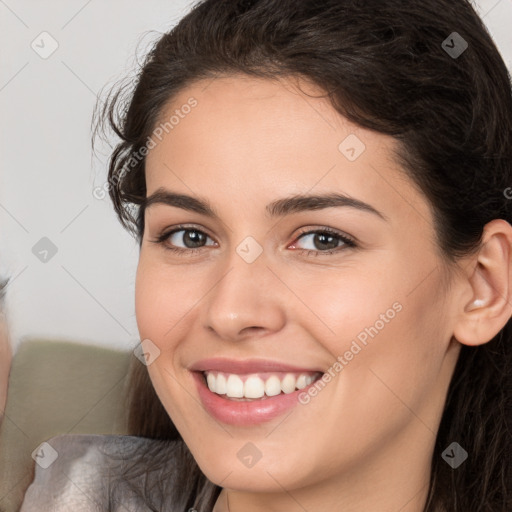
1;0;511;353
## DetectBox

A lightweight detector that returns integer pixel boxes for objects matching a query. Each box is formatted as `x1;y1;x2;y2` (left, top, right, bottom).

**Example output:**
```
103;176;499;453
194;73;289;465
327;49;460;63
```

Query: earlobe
453;219;512;347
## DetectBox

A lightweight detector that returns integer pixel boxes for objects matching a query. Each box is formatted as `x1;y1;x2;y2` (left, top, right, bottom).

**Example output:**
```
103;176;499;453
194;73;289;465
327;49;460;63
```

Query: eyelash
149;224;357;257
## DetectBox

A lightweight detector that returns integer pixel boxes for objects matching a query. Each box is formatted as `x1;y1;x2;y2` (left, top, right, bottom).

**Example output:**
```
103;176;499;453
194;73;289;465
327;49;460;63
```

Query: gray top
20;434;201;512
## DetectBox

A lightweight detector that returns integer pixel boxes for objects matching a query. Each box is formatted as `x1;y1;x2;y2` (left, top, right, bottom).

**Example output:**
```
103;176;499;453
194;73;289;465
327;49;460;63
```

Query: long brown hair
94;0;512;510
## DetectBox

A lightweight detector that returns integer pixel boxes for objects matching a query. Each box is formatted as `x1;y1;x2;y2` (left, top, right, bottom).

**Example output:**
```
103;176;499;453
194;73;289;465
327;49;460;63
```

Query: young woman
20;0;512;511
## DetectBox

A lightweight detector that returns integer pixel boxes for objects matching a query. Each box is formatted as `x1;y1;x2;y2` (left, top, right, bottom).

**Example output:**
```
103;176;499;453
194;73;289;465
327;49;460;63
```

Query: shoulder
20;433;181;512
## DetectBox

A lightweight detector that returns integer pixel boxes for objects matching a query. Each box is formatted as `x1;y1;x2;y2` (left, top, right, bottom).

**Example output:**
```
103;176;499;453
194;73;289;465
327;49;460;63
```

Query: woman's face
136;75;461;501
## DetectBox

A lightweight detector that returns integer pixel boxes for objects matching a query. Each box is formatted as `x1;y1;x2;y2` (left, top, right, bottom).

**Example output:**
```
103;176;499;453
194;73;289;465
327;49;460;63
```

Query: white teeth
216;373;227;395
296;374;307;389
244;376;265;398
265;376;282;397
206;372;216;392
226;374;244;398
281;373;296;394
204;371;319;399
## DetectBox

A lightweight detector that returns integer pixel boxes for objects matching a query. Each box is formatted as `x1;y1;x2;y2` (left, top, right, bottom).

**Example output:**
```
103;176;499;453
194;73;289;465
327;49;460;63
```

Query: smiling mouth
202;370;324;400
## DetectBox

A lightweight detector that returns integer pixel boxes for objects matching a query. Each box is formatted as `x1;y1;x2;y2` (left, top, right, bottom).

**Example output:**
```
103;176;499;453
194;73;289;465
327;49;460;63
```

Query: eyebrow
142;187;388;221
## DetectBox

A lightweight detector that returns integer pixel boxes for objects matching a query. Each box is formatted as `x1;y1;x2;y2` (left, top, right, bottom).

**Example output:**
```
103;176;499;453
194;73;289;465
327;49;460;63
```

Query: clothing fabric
20;434;187;512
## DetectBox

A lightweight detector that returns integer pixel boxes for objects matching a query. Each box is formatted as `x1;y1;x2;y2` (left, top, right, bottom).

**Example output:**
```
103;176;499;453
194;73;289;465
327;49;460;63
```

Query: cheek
284;261;403;352
334;273;450;428
134;257;202;424
302;257;449;414
134;256;198;346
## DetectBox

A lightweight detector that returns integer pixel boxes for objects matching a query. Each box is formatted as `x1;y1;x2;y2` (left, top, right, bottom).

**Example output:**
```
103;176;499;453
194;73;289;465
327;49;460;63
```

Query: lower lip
192;371;317;426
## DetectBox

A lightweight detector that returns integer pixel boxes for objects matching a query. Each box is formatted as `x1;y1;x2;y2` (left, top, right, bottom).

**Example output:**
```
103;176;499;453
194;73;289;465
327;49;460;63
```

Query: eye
150;225;356;257
150;225;217;255
289;227;356;256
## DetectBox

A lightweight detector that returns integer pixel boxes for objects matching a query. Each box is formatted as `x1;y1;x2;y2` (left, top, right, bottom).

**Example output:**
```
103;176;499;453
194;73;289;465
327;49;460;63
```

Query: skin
0;309;11;420
135;75;512;512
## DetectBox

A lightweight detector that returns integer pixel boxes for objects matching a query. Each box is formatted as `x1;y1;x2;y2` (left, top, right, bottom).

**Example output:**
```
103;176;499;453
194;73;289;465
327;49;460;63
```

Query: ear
453;219;512;346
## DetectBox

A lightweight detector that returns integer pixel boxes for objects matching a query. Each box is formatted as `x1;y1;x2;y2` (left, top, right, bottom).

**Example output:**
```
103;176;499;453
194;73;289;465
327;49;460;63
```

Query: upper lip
189;357;324;374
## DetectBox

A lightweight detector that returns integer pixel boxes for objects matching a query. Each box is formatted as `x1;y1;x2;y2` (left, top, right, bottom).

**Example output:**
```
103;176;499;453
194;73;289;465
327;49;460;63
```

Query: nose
201;247;287;342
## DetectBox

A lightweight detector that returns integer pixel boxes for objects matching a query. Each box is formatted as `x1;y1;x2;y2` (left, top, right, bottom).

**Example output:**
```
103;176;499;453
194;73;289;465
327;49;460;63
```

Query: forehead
144;74;432;225
151;74;366;156
148;74;379;163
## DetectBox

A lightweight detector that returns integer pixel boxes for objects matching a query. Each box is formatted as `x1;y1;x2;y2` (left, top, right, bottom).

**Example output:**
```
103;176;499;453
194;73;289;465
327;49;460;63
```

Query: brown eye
151;225;217;256
168;228;210;249
290;228;356;256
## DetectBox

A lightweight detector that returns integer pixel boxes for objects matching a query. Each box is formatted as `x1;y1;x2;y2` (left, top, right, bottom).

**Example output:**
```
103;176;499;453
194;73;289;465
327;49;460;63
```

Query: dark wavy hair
93;0;512;510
